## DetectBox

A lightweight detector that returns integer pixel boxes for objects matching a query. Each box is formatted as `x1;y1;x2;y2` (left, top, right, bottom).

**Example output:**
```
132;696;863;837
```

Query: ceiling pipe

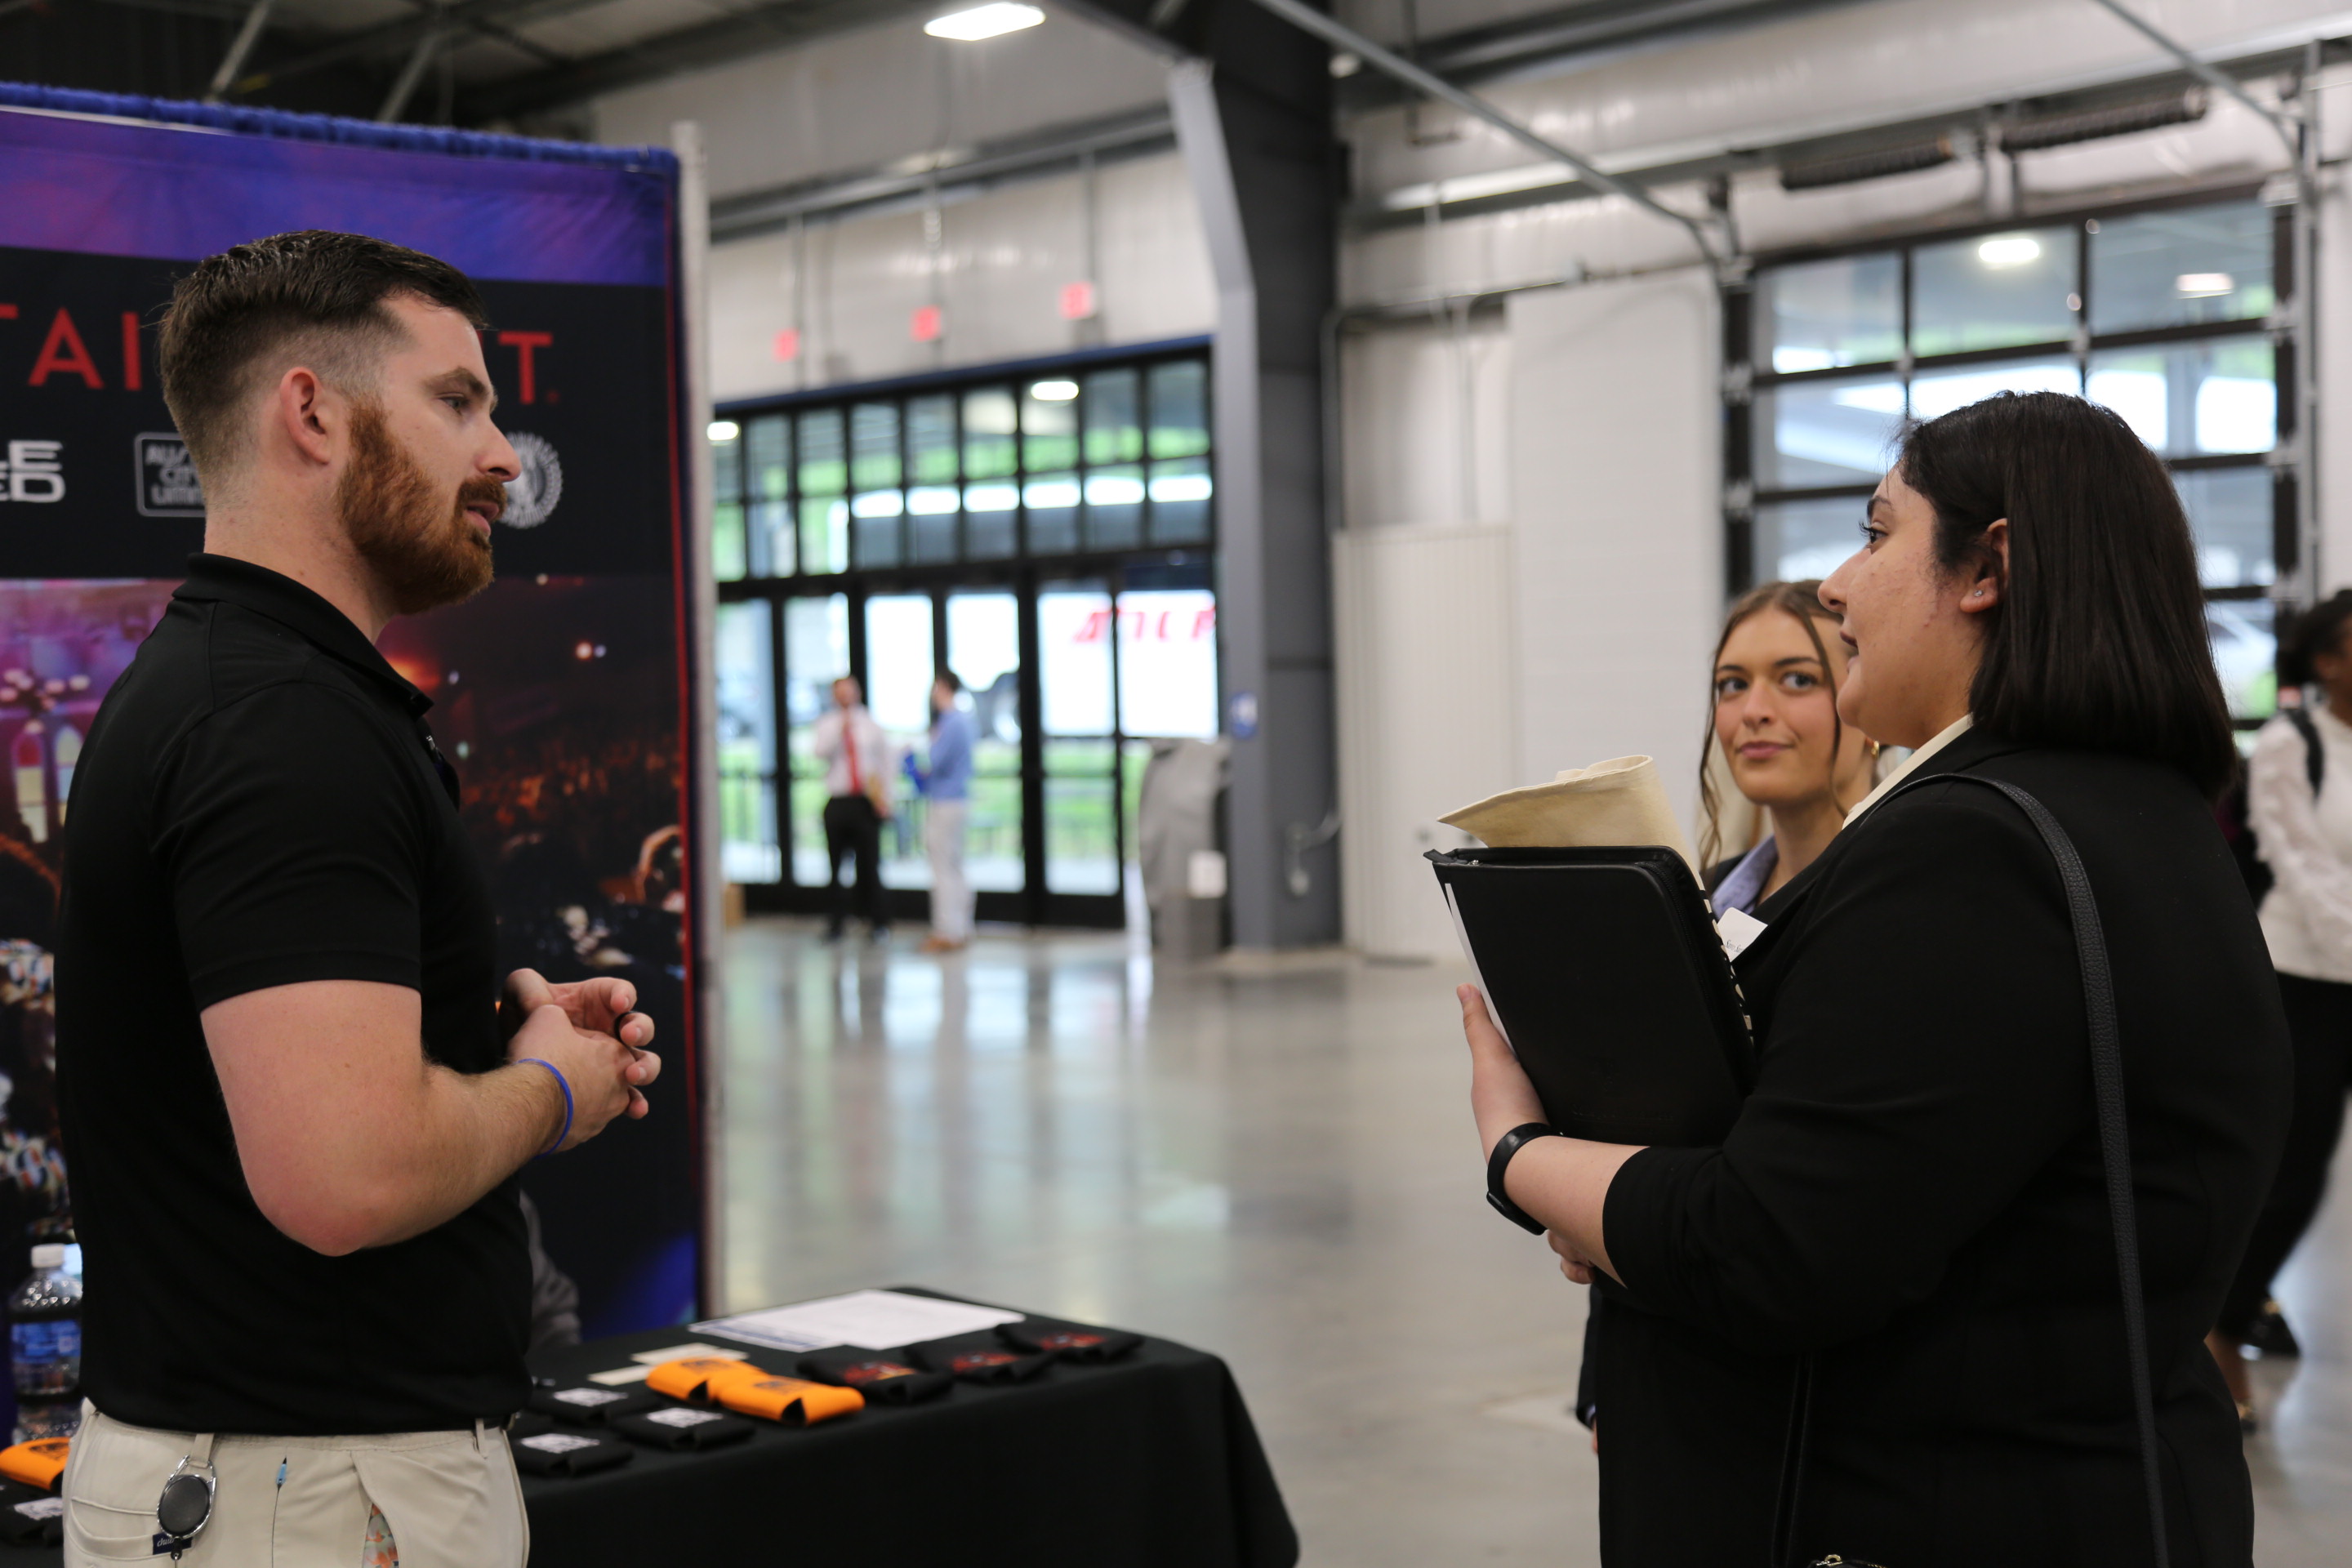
2080;0;2299;160
1237;0;1730;270
204;0;275;102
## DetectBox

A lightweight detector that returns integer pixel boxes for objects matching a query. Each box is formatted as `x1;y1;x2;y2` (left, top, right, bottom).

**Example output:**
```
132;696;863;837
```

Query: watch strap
1486;1121;1560;1234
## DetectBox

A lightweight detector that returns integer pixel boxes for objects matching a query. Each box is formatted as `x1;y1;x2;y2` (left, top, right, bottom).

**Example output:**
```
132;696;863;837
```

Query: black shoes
2243;1300;2301;1360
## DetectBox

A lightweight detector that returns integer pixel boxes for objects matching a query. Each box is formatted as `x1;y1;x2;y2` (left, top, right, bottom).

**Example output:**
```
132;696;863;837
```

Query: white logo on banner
134;433;204;517
0;441;65;505
501;432;564;529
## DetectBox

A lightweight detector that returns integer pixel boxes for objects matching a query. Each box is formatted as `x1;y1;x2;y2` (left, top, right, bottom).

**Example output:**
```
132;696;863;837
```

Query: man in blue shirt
920;671;974;952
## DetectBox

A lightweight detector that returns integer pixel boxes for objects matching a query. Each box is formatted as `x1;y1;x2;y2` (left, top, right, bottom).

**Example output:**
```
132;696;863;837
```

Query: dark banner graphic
0;98;698;1338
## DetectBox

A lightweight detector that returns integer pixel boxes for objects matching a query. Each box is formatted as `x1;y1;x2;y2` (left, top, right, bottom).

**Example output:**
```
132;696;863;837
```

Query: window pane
964;480;1017;559
712;425;743;501
864;594;934;890
1147;360;1209;457
2176;466;2274;590
2089;203;2274;335
716;601;780;884
750;501;795;577
1911;227;2076;356
1022;381;1079;471
797;410;847;572
746;415;789;501
783;595;849;887
1116;589;1218;738
850;492;902;568
1908;358;2079;421
947;591;1025;893
798;408;847;495
2087;336;2273;457
800;497;848;576
907;394;960;563
1044;751;1120;895
1026;472;1080;555
908;394;957;483
1148;457;1212;544
1085;369;1143;465
2208;598;2276;721
1085;466;1143;550
1038;584;1113;735
963;387;1017;479
1755;253;1902;372
1753;374;1904;490
1753;497;1864;583
714;502;746;582
851;402;901;489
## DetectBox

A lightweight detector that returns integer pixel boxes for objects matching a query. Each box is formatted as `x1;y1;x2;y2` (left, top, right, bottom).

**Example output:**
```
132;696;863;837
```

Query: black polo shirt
55;554;528;1435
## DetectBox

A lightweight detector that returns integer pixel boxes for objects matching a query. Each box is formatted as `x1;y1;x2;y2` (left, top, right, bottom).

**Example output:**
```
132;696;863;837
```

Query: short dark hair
1899;390;2235;799
934;669;963;693
2281;590;2352;687
158;230;488;486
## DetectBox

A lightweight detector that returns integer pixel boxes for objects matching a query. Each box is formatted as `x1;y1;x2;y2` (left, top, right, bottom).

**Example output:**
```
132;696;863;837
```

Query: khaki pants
63;1403;527;1567
926;799;973;941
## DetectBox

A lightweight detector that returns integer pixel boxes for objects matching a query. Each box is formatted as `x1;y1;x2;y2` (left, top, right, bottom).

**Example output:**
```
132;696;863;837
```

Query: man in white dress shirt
812;676;891;940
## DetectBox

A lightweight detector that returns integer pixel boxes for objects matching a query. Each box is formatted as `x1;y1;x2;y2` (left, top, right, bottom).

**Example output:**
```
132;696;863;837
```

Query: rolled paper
1439;755;1699;874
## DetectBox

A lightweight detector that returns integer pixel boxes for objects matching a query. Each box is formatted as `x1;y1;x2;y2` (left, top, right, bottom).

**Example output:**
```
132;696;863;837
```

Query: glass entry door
726;568;1210;929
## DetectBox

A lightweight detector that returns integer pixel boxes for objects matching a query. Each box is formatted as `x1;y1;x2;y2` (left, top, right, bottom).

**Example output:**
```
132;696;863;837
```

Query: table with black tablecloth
7;1294;1298;1567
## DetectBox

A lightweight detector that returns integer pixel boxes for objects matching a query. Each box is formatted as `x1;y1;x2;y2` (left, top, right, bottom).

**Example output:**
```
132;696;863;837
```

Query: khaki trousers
62;1403;527;1567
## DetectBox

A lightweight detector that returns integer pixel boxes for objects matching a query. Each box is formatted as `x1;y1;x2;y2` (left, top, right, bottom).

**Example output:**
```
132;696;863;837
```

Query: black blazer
1591;728;2291;1566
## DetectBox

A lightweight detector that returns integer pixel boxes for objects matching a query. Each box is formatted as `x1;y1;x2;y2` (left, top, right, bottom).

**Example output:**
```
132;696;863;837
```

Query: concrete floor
714;918;2352;1566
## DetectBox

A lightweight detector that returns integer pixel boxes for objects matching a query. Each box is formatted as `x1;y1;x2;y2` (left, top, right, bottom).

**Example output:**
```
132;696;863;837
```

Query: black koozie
996;1318;1142;1364
610;1407;756;1451
510;1430;636;1477
907;1332;1053;1385
796;1348;953;1405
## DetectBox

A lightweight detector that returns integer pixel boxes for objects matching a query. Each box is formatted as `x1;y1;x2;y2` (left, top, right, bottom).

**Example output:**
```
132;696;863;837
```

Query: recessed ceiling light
1976;234;2042;269
2176;272;2234;297
1030;379;1079;401
925;2;1044;41
707;420;740;442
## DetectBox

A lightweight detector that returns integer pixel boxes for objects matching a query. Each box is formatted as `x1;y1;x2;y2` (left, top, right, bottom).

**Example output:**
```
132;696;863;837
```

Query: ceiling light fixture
1030;379;1079;401
2175;272;2234;297
707;420;741;442
1976;234;2042;269
925;2;1044;41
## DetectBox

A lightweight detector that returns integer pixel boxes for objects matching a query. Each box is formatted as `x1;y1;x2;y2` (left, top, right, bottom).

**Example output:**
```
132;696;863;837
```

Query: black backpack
2220;706;2323;903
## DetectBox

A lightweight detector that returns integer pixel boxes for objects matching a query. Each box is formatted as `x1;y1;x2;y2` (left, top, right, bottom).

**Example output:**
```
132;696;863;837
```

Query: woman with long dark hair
1464;391;2290;1563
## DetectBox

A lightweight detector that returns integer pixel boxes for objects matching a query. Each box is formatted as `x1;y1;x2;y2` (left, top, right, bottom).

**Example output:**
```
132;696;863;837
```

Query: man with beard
51;232;660;1566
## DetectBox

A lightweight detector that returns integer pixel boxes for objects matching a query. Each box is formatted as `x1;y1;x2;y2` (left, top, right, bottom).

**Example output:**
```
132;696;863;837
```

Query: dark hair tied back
2281;590;2352;688
1895;391;2237;800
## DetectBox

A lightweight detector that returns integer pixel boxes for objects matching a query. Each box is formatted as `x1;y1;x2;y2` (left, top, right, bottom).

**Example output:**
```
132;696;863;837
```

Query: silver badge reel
152;1442;216;1561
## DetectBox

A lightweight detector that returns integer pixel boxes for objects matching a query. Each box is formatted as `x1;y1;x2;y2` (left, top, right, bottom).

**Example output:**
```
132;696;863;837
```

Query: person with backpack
2214;588;2352;1429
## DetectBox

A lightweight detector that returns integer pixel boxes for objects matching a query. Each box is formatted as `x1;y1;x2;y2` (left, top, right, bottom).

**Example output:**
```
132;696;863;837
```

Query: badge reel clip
153;1449;216;1561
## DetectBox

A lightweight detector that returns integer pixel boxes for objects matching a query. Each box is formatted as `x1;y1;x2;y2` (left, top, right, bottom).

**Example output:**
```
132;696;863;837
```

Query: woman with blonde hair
1696;578;1881;914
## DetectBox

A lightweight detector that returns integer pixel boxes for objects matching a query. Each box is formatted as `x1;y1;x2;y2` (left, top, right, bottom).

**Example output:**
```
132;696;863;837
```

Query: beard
336;399;498;616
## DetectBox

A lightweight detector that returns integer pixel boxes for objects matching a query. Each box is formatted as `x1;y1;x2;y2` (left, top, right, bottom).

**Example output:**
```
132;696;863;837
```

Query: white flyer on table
693;1290;1024;1353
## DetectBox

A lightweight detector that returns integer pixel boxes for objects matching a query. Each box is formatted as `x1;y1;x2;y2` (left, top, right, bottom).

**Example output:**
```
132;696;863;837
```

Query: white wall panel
1333;523;1516;960
591;16;1168;201
1506;271;1719;824
706;152;1214;402
1339;314;1511;531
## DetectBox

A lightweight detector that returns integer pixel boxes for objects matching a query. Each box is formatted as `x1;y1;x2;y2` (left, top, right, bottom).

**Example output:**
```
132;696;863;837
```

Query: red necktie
844;714;863;796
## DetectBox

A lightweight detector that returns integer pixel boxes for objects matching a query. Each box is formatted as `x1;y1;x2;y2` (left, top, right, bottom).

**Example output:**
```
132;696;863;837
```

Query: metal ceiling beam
2081;0;2299;158
222;0;604;97
1240;0;1726;266
1334;0;1872;106
710;104;1174;238
458;0;935;120
204;0;275;101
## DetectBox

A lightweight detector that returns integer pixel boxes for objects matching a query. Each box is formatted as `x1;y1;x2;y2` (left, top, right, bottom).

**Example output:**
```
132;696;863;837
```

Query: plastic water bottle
9;1245;81;1442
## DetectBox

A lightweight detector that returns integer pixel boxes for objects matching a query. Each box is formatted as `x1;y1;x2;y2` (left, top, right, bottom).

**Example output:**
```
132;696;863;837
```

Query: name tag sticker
1717;907;1768;961
14;1499;60;1521
519;1433;599;1454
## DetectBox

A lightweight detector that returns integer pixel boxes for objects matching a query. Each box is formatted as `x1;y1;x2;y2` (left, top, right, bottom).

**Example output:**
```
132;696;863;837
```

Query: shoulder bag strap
1773;773;2171;1568
2287;705;2323;795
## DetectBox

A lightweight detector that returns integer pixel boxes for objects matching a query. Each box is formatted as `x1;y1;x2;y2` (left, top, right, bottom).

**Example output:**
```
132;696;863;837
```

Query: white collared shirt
1843;714;1975;827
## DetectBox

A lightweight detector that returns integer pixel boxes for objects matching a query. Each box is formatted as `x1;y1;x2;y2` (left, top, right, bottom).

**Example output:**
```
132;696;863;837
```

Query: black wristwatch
1486;1122;1561;1234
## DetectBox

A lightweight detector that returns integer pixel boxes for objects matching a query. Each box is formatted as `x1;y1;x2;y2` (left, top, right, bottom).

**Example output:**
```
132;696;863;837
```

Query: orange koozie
643;1356;763;1405
716;1375;863;1427
0;1437;69;1492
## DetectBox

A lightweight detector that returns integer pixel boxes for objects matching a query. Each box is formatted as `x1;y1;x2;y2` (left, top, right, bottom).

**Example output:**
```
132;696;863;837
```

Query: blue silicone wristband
519;1058;572;1157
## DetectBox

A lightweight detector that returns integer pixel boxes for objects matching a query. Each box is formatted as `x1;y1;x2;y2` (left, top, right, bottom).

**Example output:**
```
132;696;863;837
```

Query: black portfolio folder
1428;846;1751;1147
